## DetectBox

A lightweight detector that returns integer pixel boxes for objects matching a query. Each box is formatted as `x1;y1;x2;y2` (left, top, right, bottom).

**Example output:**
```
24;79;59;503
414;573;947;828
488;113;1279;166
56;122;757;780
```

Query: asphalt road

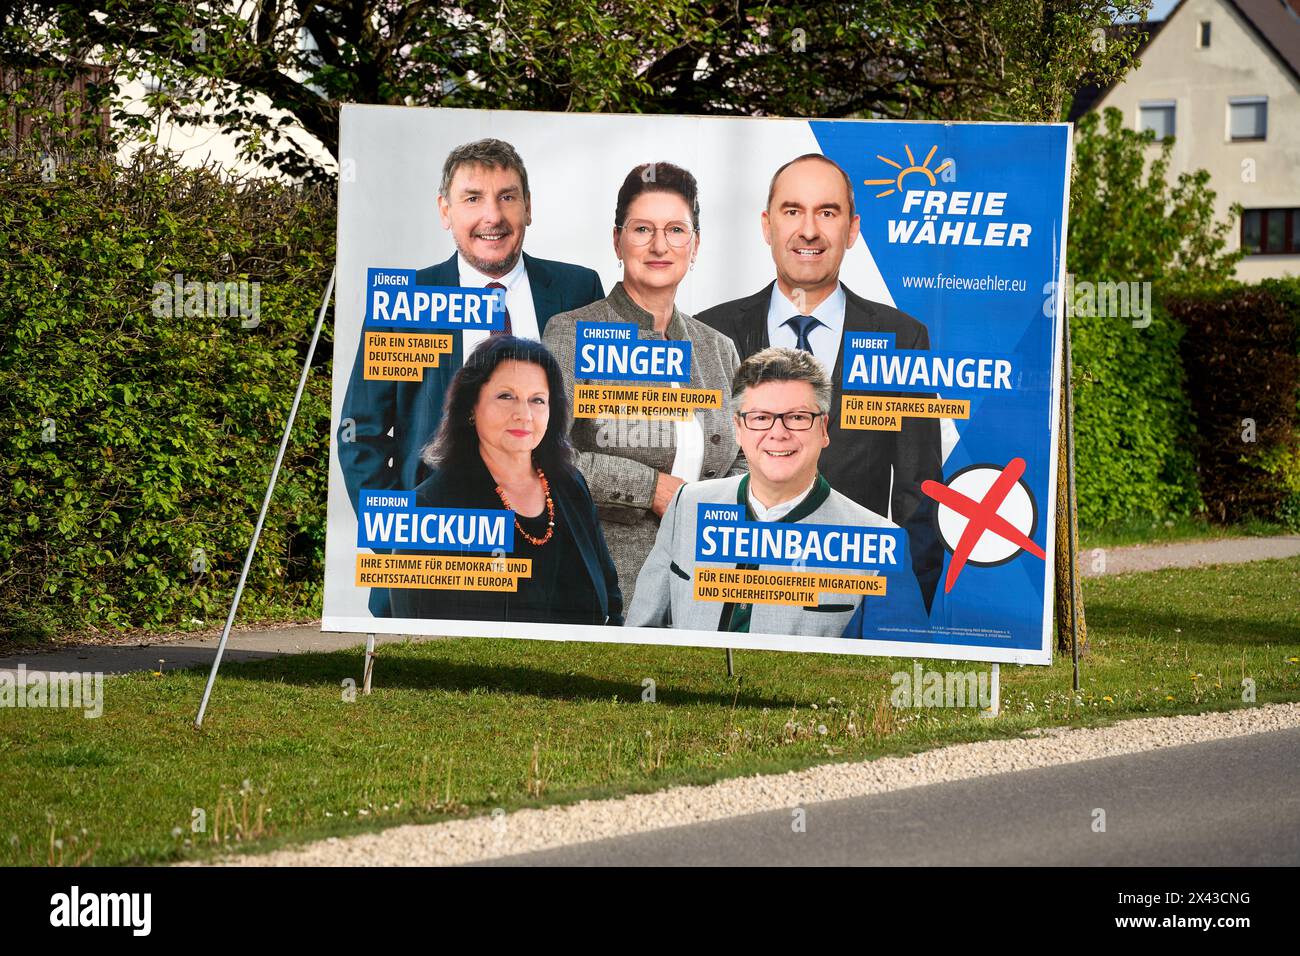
483;727;1300;866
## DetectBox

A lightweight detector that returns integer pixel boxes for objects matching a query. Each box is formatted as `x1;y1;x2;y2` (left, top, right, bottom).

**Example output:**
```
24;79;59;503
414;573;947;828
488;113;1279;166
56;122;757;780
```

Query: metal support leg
194;266;336;730
725;648;734;678
363;633;376;695
981;663;1001;718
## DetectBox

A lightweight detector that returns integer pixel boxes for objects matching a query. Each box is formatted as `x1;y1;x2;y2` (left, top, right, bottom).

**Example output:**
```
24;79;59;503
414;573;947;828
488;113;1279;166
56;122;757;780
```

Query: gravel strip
1080;534;1300;577
203;701;1300;867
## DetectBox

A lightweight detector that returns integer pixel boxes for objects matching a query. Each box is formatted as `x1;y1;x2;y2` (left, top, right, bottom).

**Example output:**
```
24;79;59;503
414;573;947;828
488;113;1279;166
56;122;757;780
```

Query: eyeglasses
619;219;695;248
736;410;824;431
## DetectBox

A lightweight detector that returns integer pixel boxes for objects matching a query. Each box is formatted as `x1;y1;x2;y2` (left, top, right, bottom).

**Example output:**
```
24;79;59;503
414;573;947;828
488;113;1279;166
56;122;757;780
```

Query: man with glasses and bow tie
339;138;604;616
626;347;927;637
697;154;943;612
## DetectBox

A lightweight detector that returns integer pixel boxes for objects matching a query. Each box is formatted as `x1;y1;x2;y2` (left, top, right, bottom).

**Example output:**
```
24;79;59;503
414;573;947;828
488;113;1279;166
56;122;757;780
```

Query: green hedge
1070;278;1300;531
0;150;335;640
1259;278;1300;527
1070;299;1202;528
1167;279;1300;527
1064;108;1236;530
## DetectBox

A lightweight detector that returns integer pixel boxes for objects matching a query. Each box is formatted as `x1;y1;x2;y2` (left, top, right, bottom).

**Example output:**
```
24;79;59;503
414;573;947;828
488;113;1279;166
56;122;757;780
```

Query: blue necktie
784;315;822;353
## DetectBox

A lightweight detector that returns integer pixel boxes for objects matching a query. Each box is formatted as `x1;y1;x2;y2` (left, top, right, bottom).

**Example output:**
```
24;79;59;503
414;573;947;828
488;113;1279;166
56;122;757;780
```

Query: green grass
2;559;1297;867
1080;514;1291;550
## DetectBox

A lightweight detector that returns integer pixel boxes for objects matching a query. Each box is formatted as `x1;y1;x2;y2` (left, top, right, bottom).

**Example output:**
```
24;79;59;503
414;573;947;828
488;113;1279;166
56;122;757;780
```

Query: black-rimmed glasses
736;410;824;431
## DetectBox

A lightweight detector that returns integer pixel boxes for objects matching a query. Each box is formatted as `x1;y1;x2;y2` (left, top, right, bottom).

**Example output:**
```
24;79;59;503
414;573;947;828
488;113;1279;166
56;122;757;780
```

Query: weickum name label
357;490;514;552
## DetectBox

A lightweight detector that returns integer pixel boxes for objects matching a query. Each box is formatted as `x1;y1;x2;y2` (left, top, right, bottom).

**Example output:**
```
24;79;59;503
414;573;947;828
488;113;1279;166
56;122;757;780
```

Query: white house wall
1096;0;1300;279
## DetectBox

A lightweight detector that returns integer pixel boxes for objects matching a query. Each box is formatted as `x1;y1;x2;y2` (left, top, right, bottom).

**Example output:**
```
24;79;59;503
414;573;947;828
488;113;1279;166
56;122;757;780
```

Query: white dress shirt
748;477;817;522
766;283;847;374
667;315;704;483
670;414;705;483
457;253;540;358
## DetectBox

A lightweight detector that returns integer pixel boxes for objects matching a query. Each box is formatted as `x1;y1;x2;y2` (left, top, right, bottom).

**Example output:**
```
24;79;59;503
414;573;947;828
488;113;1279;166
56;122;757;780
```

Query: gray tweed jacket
542;282;746;608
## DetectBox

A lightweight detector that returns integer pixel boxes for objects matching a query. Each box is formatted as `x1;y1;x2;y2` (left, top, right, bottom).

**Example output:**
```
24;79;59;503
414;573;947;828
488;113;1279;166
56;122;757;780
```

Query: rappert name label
364;268;506;331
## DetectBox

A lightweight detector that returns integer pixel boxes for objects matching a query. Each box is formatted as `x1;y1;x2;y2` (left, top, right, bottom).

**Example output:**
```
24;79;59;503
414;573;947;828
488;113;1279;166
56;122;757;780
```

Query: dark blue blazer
339;251;603;615
388;457;624;627
339;252;603;505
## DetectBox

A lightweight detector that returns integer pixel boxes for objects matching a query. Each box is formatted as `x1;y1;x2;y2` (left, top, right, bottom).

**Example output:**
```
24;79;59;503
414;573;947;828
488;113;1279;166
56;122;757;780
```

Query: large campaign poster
323;105;1071;665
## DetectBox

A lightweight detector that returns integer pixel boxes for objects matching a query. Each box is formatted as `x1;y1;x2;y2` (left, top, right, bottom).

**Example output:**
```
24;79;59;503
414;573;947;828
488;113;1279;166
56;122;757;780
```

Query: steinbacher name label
694;504;903;571
357;490;514;552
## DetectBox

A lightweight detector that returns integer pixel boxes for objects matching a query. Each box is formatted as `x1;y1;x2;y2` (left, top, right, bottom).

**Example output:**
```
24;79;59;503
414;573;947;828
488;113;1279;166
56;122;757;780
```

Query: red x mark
922;457;1047;594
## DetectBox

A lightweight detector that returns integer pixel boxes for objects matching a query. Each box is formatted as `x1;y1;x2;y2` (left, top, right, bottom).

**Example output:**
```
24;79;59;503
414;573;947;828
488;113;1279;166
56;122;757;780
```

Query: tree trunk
1037;1;1086;659
1054;332;1087;656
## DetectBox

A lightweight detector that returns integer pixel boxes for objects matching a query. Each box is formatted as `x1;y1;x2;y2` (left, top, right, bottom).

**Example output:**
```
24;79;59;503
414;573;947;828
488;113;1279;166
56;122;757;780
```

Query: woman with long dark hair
388;336;623;625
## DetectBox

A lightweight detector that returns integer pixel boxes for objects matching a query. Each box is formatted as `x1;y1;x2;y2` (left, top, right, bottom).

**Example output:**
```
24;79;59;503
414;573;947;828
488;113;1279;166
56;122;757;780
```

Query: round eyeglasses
736;410;824;431
619;219;696;248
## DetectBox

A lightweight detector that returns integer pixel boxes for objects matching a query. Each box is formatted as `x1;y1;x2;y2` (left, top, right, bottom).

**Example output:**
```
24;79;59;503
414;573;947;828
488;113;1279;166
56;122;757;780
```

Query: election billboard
323;105;1071;665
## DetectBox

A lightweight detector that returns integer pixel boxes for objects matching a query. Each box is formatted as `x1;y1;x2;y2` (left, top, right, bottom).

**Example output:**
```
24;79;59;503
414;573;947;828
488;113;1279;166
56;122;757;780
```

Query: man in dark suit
339;138;604;615
696;153;942;609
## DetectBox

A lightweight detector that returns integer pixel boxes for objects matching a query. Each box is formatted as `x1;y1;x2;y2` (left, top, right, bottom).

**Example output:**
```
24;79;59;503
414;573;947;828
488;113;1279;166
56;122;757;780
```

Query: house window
1138;101;1176;140
1228;97;1267;141
1198;21;1211;47
1241;209;1299;255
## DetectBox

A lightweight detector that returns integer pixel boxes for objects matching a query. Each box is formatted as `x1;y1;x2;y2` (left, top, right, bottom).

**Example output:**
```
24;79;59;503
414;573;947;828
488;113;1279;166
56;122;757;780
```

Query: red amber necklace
495;467;555;546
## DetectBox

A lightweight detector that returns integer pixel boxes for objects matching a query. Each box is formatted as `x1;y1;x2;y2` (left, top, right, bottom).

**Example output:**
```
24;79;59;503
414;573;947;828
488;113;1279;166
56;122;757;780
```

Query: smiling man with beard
696;154;943;612
339;138;604;616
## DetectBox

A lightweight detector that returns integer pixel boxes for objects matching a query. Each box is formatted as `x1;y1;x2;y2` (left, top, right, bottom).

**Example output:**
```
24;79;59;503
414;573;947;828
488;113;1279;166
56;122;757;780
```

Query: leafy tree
988;1;1153;657
1070;107;1240;284
984;0;1150;122
5;1;1147;181
1067;107;1240;530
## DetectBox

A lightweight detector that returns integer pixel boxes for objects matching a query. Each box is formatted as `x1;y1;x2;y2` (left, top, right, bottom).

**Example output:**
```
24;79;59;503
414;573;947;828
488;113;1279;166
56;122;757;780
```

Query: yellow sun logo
864;145;952;198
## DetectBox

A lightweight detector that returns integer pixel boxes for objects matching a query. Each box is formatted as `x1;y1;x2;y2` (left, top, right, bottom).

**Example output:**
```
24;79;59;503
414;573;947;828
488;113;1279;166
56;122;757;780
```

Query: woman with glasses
542;162;745;607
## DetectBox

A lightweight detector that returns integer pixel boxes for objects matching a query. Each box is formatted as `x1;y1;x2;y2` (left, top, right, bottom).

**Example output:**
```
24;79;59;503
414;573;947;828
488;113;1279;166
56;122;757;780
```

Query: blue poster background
811;122;1069;651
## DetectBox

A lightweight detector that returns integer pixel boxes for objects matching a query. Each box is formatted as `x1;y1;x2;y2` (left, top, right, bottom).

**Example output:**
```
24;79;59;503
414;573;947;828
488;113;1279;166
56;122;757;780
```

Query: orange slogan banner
573;384;722;420
363;331;454;381
840;395;971;431
692;567;886;606
355;554;531;591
